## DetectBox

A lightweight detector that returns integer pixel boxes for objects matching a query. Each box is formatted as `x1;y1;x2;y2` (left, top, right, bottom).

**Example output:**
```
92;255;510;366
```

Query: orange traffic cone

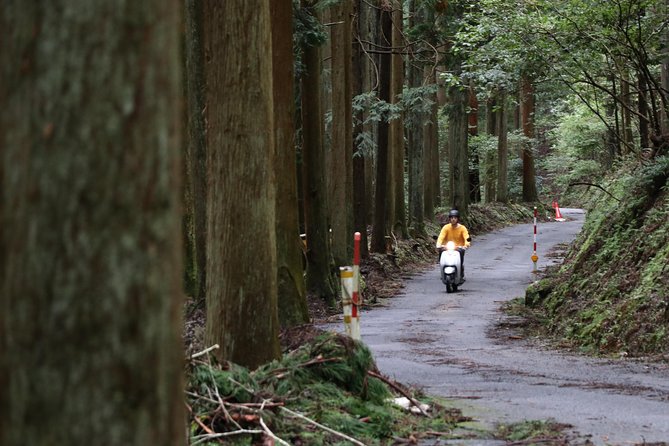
552;200;565;221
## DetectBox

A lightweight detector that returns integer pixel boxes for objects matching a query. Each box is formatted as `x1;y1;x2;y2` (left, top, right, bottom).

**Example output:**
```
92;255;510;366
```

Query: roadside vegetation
186;316;579;446
525;156;669;358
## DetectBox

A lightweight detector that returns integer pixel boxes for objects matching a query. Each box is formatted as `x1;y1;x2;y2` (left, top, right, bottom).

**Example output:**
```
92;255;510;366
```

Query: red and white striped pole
351;232;361;340
532;207;539;271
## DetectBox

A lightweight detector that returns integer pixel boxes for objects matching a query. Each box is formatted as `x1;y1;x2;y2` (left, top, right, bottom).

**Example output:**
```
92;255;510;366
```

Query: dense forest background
1;0;668;444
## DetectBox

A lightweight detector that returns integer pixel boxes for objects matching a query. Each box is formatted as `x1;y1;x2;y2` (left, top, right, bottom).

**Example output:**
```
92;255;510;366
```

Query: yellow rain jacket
436;223;471;249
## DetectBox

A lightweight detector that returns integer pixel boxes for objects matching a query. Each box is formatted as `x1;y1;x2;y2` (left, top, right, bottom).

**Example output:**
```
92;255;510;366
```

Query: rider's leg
460;250;465;279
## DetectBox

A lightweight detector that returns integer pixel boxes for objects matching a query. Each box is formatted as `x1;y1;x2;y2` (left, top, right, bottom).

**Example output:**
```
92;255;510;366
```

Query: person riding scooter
436;209;471;281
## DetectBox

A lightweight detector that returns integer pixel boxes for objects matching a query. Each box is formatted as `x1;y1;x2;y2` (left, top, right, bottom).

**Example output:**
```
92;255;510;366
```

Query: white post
351;232;362;340
339;267;354;337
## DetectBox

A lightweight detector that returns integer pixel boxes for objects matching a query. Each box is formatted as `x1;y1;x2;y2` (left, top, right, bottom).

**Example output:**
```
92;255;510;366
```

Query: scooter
439;241;465;293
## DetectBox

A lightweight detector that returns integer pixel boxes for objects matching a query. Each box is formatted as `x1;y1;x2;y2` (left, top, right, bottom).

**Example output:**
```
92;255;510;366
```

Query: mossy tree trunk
203;0;280;368
271;0;309;327
0;1;185;444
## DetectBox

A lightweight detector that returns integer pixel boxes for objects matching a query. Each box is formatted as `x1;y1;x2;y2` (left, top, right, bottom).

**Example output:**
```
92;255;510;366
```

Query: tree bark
638;72;650;149
271;0;309;327
203;0;280;368
371;2;393;253
330;0;355;265
468;84;481;203
300;1;339;304
407;0;425;236
520;75;538;202
484;98;497;202
423;67;439;219
185;0;208;304
352;0;370;259
448;86;470;217
390;1;408;239
0;2;185;444
496;91;509;203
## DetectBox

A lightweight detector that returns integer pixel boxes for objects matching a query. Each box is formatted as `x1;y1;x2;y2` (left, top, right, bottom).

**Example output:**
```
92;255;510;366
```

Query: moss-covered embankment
526;156;669;357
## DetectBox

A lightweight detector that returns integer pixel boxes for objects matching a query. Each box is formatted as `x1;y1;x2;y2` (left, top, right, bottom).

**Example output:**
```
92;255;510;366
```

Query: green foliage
293;0;328;49
351;85;438;158
541;100;610;203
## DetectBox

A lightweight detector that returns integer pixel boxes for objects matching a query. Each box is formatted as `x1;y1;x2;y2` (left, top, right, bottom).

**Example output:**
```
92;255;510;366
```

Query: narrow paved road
337;209;669;445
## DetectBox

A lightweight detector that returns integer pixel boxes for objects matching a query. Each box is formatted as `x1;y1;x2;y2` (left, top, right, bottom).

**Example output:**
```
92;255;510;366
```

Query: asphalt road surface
331;209;669;445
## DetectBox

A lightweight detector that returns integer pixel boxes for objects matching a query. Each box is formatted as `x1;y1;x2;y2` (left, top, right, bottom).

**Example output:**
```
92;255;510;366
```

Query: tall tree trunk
520;75;538;202
330;0;355;265
448;86;470;218
468;84;481;203
484;97;497;202
203;0;280;368
185;0;208;305
271;0;309;327
407;0;425;236
620;67;634;155
638;73;650;149
390;1;408;238
423;67;439;220
300;1;339;304
661;27;669;137
352;0;370;259
371;2;393;253
496;91;509;203
0;2;185;444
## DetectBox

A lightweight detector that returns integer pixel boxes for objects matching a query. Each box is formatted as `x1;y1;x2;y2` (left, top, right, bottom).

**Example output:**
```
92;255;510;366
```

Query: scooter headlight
444;266;455;274
445;241;456;251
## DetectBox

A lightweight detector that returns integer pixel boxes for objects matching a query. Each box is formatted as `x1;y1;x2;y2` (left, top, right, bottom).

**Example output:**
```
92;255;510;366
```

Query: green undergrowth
525;155;669;357
187;330;473;445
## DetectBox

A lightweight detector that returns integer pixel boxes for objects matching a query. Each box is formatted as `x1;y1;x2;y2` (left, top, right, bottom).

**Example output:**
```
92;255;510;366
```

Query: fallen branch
279;406;367;446
259;417;290;446
190;344;220;360
191;429;264;446
185;403;215;435
367;370;431;418
568;182;620;202
424;430;454;437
